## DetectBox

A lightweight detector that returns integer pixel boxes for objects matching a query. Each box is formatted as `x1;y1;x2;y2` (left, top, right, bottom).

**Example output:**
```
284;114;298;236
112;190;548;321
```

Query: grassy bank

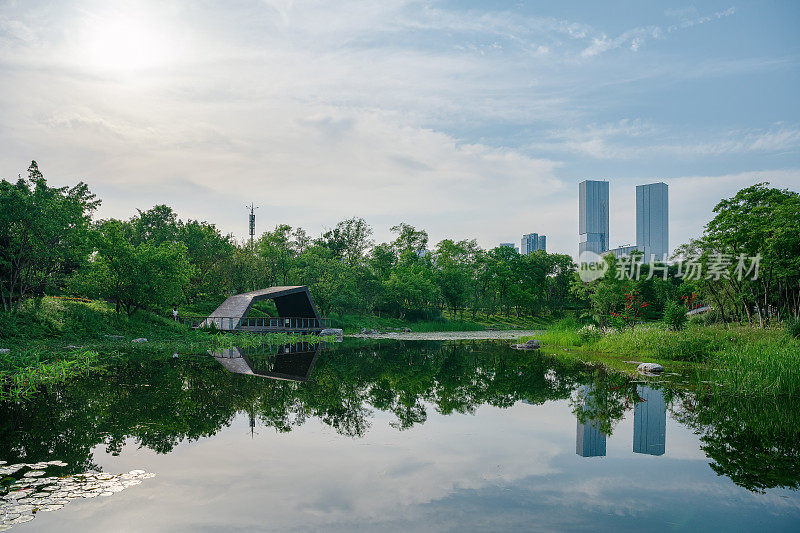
526;320;800;397
0;297;324;400
329;311;557;334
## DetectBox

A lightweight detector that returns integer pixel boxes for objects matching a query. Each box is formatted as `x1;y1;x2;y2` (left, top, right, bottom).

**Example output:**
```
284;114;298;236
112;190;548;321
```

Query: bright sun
80;10;175;72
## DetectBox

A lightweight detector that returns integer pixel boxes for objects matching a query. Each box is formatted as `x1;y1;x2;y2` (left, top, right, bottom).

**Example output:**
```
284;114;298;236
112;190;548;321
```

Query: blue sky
0;0;797;256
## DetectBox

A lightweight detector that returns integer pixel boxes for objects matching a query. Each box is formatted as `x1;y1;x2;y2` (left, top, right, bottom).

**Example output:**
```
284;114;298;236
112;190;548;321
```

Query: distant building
499;243;519;253
609;245;640;258
521;233;547;254
636;183;669;261
633;385;666;456
579;180;610;259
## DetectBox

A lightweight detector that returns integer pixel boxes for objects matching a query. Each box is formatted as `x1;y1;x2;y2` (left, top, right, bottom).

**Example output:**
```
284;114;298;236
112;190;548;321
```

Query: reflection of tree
570;369;639;436
3;341;799;495
0;341;589;470
673;393;800;493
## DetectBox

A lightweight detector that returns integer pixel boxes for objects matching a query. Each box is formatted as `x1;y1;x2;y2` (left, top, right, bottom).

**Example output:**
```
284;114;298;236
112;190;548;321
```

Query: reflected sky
2;340;799;531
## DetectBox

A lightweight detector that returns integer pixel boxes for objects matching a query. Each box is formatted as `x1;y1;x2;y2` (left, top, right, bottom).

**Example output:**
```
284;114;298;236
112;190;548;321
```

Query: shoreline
347;330;542;341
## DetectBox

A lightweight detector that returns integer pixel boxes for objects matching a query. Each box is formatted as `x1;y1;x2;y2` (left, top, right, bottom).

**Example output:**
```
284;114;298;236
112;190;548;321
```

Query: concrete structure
609;245;640;258
636;182;669;261
576;385;607;457
633;385;666;456
521;233;547;254
579;180;610;259
499;243;519;253
203;286;322;331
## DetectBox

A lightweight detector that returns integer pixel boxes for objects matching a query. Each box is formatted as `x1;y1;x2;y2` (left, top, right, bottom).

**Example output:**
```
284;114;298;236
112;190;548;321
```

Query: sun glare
80;10;175;73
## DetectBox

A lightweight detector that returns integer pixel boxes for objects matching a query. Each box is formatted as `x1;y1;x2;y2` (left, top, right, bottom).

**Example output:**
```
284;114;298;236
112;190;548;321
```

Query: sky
0;0;798;258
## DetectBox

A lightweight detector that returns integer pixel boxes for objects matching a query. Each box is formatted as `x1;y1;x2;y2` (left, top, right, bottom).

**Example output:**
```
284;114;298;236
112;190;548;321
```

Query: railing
176;316;330;331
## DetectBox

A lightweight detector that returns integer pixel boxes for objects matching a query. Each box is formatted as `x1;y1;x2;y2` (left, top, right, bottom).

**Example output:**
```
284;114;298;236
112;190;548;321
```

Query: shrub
577;324;603;344
663;300;688;331
785;317;800;339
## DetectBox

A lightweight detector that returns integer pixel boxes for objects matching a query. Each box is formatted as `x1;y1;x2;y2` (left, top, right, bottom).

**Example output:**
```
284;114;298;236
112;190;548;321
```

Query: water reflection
575;385;607;457
211;342;322;382
633;385;666;456
0;340;798;499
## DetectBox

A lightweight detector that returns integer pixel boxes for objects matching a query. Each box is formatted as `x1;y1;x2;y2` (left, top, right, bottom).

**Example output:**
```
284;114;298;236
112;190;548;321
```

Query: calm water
1;340;799;532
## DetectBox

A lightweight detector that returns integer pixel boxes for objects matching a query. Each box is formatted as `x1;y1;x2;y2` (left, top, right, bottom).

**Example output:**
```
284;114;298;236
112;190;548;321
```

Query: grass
329;311;560;334
712;336;800;396
329;313;487;333
523;319;800;397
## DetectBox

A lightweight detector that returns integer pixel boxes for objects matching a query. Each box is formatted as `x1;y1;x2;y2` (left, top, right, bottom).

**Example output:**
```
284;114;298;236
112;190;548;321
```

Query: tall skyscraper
521;233;546;254
499;242;519;253
538;235;546;251
579;180;609;258
636;182;669;261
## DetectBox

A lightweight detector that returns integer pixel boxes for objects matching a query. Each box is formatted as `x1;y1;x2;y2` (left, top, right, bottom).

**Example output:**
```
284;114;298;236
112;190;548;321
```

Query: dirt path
346;330;541;341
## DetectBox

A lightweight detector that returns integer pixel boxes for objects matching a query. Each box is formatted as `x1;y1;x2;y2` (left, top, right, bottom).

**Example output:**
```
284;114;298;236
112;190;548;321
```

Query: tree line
2;162;798;325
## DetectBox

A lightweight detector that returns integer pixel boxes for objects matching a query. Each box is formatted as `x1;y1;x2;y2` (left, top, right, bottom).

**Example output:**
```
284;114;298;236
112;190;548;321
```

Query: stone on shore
320;328;344;340
0;348;10;355
511;339;540;350
132;338;148;343
637;362;664;375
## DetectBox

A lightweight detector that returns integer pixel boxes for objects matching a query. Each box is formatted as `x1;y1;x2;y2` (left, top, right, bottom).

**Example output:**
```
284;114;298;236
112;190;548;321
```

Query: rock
132;338;147;343
360;328;378;335
320;328;344;340
402;327;412;333
511;339;540;350
0;348;10;355
637;362;664;375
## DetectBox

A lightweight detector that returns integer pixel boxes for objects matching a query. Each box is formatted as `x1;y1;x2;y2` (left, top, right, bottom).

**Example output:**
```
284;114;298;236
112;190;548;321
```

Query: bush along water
663;300;688;331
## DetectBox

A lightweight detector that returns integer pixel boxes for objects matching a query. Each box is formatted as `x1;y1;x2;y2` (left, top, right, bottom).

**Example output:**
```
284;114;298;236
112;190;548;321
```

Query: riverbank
0;297;322;400
520;320;800;397
349;329;541;341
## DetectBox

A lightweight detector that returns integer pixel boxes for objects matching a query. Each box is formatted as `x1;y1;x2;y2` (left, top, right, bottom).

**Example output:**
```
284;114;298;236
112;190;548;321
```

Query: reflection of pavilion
212;342;322;382
633;385;666;456
576;385;607;457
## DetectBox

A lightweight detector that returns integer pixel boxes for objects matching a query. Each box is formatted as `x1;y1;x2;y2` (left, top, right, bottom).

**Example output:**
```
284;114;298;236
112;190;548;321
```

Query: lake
1;340;799;531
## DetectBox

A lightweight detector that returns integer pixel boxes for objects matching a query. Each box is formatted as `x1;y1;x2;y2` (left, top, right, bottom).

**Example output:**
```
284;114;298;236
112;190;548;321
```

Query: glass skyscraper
578;180;609;259
636;182;669;261
521;233;546;254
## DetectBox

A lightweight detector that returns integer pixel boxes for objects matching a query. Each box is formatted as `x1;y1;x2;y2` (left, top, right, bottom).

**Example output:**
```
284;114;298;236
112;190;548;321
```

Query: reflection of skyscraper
633;385;666;456
576;385;607;457
579;180;610;258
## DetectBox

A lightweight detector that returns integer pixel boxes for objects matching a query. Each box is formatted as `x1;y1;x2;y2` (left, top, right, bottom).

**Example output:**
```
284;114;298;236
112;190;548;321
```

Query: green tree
0;161;99;311
77;220;193;315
